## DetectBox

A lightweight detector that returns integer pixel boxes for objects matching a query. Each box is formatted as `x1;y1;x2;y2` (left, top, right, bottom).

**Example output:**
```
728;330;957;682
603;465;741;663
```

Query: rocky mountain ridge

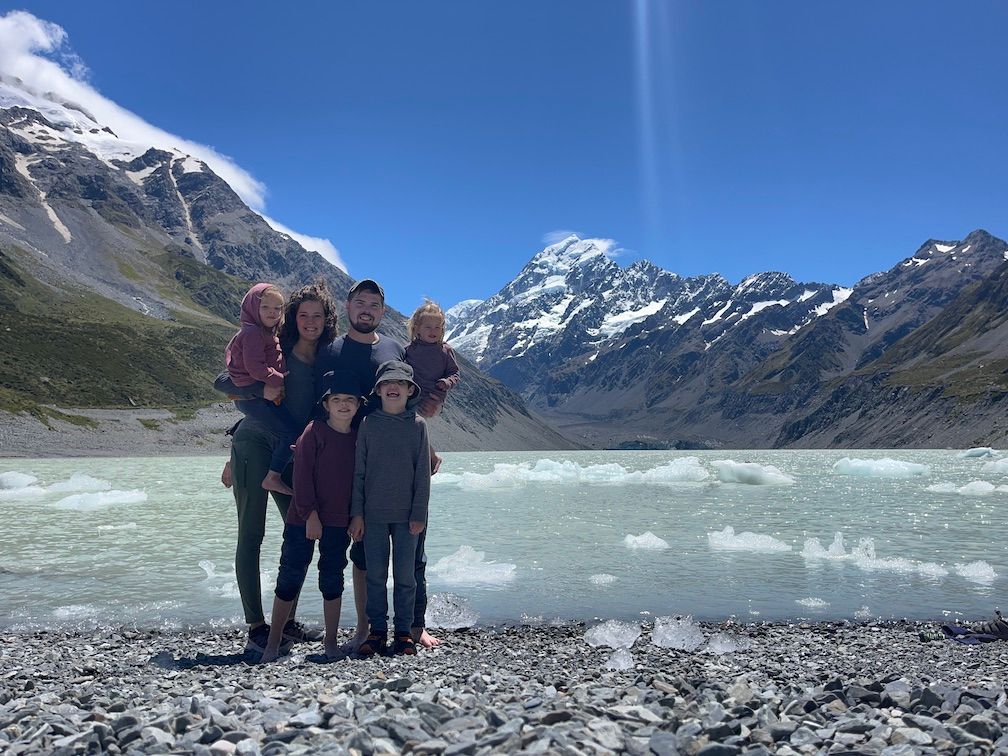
0;79;573;452
447;231;1008;449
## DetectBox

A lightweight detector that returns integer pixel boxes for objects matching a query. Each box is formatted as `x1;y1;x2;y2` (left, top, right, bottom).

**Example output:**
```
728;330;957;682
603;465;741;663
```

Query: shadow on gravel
150;649;256;669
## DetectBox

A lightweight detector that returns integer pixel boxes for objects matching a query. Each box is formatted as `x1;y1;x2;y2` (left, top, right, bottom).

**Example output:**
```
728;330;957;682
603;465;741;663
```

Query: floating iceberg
589;573;618;586
430;545;516;585
708;526;792;552
982;458;1008;475
957;447;999;459
712;460;794;485
47;473;111;493
927;481;1007;496
954;560;997;585
623;532;669;550
0;471;38;489
833;457;930;478
432;457;710;489
802;533;948;577
52;490;147;511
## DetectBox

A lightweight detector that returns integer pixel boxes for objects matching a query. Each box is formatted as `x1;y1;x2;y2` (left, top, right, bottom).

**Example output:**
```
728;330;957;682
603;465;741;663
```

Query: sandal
393;633;417;656
356;632;387;658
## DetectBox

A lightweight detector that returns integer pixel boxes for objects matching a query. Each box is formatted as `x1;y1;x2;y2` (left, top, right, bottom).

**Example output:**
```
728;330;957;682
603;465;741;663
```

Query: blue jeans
350;531;428;629
234;399;300;474
363;522;419;634
275;524;351;602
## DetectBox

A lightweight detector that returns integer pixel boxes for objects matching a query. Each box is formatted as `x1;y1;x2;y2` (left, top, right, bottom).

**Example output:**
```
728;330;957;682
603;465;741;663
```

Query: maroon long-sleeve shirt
404;340;461;406
288;421;356;527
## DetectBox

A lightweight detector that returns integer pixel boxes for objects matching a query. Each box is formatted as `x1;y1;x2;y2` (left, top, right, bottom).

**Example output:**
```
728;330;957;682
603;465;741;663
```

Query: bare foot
338;630;369;655
414;628;442;649
221;460;232;488
262;472;294;496
259;647;279;663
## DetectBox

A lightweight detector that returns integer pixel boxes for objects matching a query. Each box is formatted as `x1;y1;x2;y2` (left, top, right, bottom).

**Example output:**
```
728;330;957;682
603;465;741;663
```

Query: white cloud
263;215;347;272
0;10;345;272
542;229;582;245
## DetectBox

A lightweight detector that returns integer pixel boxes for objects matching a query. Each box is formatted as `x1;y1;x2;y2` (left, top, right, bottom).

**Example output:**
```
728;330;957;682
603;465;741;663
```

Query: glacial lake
1;450;1005;631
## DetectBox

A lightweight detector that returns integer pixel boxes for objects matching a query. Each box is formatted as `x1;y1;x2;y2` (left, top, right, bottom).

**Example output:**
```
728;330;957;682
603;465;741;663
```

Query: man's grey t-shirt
315;334;406;417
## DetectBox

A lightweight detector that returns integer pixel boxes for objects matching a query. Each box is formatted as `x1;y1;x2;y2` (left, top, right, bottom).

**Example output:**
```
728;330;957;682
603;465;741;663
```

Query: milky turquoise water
1;450;1005;630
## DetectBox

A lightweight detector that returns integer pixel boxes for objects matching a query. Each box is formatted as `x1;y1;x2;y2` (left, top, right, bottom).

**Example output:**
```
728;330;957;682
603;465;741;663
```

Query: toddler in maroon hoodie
404;301;461;418
225;283;299;495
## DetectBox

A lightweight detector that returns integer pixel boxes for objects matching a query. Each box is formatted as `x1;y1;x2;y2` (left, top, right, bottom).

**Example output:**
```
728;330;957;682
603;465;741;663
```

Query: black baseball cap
347;279;385;303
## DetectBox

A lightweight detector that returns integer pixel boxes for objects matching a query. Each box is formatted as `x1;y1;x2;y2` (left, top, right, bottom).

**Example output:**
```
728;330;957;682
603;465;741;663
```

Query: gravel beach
2;621;1007;755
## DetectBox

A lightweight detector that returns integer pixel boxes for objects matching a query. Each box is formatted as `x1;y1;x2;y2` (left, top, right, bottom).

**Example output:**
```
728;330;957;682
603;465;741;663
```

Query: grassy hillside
0;243;238;415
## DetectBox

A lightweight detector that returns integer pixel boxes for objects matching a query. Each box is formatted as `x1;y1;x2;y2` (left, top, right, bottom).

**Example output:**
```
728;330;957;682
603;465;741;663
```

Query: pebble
2;621;1008;753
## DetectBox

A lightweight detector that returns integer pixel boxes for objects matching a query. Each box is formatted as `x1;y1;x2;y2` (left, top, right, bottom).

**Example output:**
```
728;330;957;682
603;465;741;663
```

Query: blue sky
3;2;1007;313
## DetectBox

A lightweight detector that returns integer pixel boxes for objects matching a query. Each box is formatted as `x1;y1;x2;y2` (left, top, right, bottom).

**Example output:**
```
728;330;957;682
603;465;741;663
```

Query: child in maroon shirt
225;283;299;496
259;370;365;662
404;301;461;418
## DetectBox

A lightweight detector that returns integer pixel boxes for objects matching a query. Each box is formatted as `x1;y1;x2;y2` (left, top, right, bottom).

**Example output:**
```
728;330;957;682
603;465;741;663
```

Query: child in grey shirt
348;360;431;656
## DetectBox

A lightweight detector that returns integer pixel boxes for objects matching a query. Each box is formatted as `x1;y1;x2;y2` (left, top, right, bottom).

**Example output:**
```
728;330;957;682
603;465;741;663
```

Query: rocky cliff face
448;232;1008;449
0;79;573;451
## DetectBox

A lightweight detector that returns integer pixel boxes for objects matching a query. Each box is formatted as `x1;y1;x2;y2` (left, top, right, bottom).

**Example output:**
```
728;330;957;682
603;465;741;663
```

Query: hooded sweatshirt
225;283;287;388
350;396;431;525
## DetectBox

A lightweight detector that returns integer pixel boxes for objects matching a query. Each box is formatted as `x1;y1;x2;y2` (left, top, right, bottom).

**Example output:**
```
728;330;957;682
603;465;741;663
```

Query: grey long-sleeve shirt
350;407;431;524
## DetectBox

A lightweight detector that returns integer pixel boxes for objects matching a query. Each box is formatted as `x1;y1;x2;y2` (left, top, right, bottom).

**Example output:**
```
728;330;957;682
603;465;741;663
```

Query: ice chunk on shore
0;471;37;489
605;648;634;670
52;489;147;511
705;632;752;654
796;597;829;609
585;619;641;649
590;573;617;586
652;615;704;650
47;474;111;493
954;560;997;584
712;460;795;485
833;457;930;478
430;545;516;585
623;532;669;550
927;481;1006;496
958;447;999;459
425;593;479;629
708;526;792;552
982;458;1008;474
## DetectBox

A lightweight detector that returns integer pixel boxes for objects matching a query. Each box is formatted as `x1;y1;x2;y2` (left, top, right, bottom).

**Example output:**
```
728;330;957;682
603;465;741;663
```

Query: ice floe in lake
958;447;1000;459
52;489;147;511
589;573;618;586
0;471;37;489
796;597;830;609
623;532;669;550
198;559;269;599
707;526;792;552
833;457;930;478
604;647;634;669
927;481;1008;496
954;560;997;584
584;619;641;648
430;545;517;585
425;593;479;629
46;474;111;493
982;458;1008;474
712;460;794;485
433;457;709;489
97;522;138;533
652;615;704;651
801;533;948;577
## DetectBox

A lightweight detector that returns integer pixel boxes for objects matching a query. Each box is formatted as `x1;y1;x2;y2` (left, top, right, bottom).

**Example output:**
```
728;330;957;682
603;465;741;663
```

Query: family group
218;277;459;663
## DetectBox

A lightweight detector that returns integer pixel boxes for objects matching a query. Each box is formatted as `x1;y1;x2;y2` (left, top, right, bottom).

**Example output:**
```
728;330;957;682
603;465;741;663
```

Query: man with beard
316;279;442;651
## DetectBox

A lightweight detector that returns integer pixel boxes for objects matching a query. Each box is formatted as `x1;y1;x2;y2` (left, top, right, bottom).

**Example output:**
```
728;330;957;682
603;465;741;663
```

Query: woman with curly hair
218;281;359;653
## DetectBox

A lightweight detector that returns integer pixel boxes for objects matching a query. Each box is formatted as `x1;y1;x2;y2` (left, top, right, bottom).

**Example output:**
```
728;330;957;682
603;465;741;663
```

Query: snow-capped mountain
447;234;845;393
447;231;1008;449
0;77;574;450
